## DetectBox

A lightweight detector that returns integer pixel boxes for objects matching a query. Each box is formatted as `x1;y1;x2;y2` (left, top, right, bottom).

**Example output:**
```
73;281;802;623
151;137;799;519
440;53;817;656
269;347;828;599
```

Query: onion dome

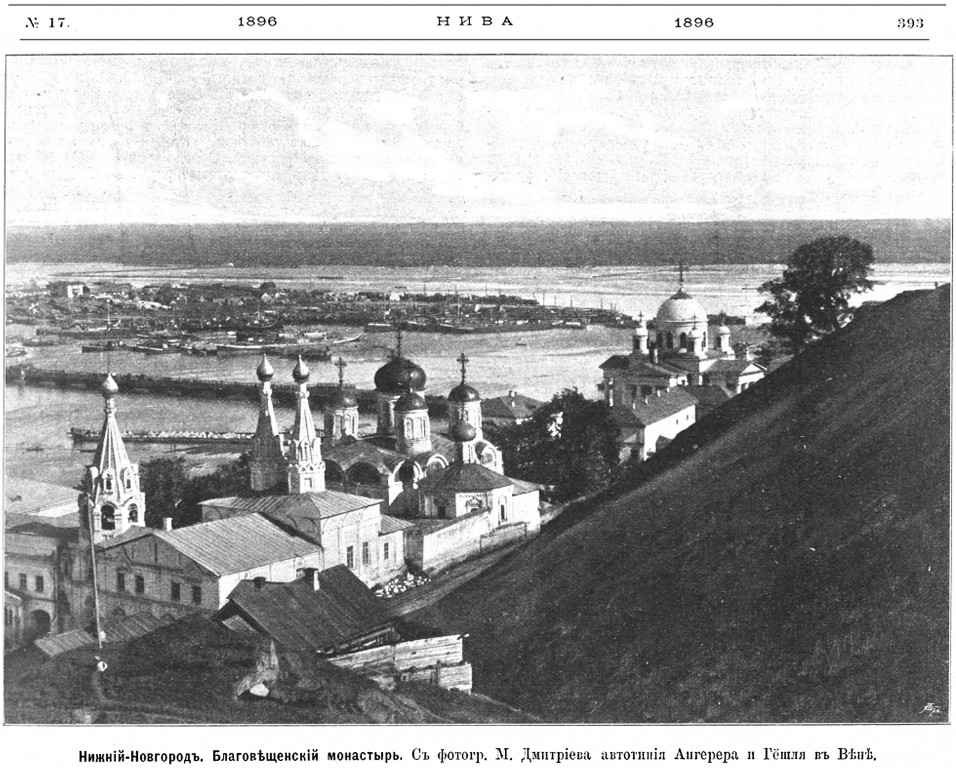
256;354;275;382
374;356;426;394
655;289;708;326
448;381;481;402
718;324;732;337
101;373;119;397
292;356;310;383
395;389;427;412
451;419;477;443
328;386;358;409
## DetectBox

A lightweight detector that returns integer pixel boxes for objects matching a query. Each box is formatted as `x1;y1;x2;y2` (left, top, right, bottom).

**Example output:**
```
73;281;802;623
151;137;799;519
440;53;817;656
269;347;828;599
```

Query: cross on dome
335;356;348;386
457;351;470;382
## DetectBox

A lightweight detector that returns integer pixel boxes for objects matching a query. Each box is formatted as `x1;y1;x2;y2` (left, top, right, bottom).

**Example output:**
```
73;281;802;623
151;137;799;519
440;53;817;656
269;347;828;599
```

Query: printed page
1;2;952;766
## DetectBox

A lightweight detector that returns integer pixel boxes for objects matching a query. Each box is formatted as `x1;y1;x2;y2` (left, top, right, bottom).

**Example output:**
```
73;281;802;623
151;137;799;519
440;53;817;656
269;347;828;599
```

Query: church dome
328;386;358;410
374;356;426;394
396;390;427;412
101;373;119;397
448;382;481;402
451;419;477;443
292;356;310;383
256;354;275;382
655;289;708;327
718;324;731;336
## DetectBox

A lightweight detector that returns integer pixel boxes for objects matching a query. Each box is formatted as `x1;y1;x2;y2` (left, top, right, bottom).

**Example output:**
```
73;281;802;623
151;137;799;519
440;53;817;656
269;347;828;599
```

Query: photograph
3;54;950;726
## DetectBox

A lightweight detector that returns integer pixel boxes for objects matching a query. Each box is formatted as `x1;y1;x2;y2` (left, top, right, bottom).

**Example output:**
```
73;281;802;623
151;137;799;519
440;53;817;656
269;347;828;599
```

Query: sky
5;55;952;225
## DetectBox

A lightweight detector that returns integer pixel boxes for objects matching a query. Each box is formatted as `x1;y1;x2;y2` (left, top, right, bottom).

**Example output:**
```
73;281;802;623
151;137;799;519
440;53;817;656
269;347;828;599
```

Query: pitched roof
4;477;78;517
380;515;416;535
223;565;392;651
510;477;543;496
418;462;514;494
685;384;733;408
482;393;544;421
706;358;766;376
599;354;631;371
154;514;321;576
610;388;698;428
35;612;174;658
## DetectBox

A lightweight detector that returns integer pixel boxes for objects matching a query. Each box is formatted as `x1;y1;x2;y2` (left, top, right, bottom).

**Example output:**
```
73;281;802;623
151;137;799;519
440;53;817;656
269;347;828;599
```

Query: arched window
656;332;664;348
679;332;687;349
104;476;113;492
666;333;674;349
500;503;507;522
101;505;116;531
128;503;139;523
702;332;707;347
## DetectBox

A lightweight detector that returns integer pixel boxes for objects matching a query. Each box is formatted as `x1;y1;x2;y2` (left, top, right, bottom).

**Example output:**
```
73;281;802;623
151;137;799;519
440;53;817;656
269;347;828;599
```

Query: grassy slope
415;287;950;722
5;616;533;724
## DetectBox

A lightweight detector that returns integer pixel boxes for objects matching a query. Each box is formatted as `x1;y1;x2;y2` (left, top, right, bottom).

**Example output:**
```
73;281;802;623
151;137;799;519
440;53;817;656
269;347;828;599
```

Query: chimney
304;567;320;591
162;517;173;531
253;576;266;589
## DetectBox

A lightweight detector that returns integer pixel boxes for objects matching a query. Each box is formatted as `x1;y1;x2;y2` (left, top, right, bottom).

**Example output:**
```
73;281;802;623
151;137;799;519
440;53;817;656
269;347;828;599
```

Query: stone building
600;270;766;460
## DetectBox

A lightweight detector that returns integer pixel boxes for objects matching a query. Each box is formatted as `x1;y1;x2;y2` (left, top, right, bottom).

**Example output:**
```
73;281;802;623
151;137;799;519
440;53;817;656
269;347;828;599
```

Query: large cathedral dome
374;356;427;394
655;288;708;327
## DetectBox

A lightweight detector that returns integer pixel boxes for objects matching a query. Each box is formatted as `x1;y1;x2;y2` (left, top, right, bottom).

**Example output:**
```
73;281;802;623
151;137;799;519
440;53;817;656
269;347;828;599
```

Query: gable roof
685;384;733;408
707;358;766;376
153;514;321;576
610;388;698;428
418;462;514;494
223;565;392;652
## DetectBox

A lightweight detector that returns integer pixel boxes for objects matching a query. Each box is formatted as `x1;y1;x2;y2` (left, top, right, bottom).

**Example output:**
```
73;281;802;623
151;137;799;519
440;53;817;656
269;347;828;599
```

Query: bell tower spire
249;354;286;491
286;357;325;494
82;373;146;543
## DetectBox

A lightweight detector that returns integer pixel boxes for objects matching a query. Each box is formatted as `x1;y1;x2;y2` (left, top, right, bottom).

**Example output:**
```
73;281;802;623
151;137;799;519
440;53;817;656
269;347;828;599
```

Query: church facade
601;273;766;461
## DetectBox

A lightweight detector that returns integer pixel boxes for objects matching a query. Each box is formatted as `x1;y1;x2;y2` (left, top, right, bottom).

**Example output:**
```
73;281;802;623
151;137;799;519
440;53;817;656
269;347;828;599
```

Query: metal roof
610;389;698;428
155;514;321;576
418;462;514;494
4;477;78;517
222;565;393;652
380;515;416;535
35;612;174;658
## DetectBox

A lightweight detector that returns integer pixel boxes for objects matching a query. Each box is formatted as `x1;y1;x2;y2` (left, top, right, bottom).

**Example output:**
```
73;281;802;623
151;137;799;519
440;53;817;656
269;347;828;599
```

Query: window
191;585;202;605
135;575;145;595
4;572;8;589
641;385;653;397
116;571;126;592
362;542;370;566
680;332;687;349
125;477;131;490
105;477;112;492
666;332;674;349
437;504;447;518
101;505;116;531
128;504;139;523
383;542;390;561
346;546;355;570
171;582;181;602
500;504;507;522
35;575;45;593
19;573;27;590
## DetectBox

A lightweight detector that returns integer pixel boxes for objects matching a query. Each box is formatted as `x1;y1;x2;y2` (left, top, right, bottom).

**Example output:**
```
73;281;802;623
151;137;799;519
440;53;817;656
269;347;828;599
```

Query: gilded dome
655;289;708;327
374;356;426;394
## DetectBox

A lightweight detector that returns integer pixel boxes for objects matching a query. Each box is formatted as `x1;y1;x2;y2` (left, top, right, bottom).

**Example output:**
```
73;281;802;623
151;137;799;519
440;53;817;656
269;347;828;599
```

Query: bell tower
286;357;326;494
81;374;146;543
249;354;286;491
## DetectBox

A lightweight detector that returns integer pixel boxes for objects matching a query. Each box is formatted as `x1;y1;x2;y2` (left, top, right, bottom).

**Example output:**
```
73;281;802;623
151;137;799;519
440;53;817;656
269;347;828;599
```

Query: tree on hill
140;456;189;528
757;235;874;352
493;389;620;502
